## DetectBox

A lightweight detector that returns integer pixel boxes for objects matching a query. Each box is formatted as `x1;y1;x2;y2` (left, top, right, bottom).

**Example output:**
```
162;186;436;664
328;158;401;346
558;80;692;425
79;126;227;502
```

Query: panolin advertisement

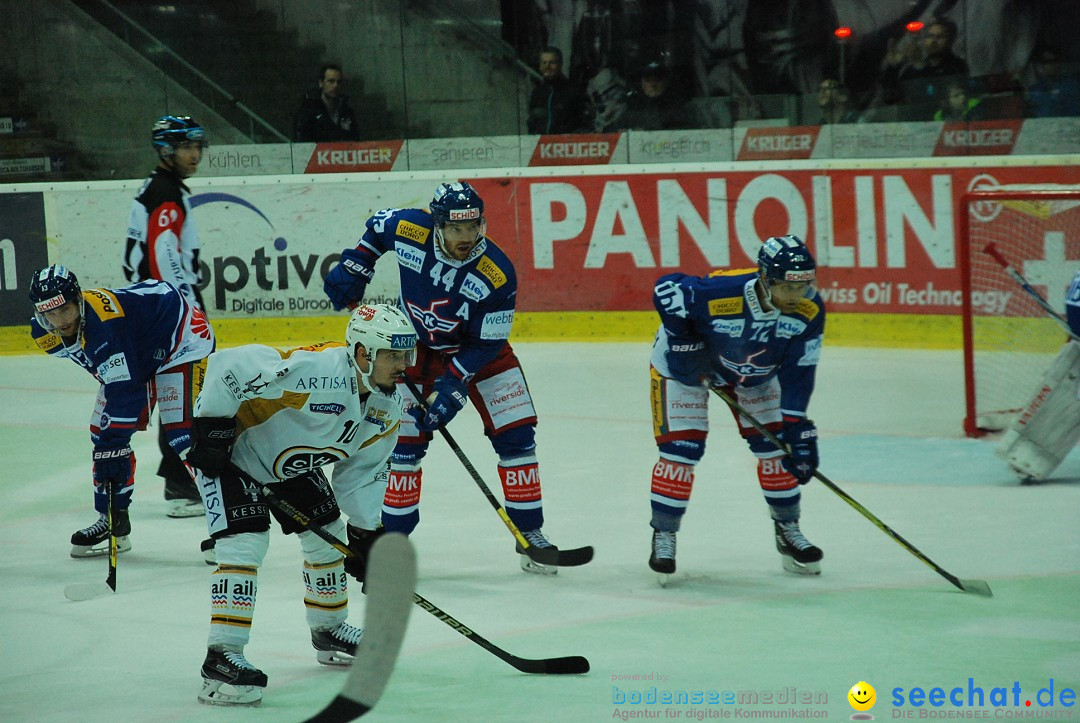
10;161;1080;324
471;165;1080;314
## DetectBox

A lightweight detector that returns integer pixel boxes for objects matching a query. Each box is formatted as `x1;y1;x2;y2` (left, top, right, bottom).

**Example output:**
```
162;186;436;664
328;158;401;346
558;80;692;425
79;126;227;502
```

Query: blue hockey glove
665;335;708;387
186;416;237;476
408;375;468;432
92;446;134;488
323;248;374;311
780;418;818;484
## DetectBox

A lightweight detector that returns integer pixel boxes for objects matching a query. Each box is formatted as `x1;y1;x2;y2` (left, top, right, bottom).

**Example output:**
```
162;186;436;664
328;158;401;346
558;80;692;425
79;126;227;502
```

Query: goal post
957;185;1080;437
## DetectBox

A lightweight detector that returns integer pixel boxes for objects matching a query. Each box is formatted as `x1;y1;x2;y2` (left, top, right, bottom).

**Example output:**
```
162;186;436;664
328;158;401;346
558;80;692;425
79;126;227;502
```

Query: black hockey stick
64;484;120;602
402;375;593;568
305;534;416;722
709;387;993;597
983;242;1080;342
238;466;590;675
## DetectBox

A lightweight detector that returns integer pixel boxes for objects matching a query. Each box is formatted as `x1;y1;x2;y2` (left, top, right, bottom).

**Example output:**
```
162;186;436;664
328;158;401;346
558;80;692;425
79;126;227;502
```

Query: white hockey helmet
345;304;417;392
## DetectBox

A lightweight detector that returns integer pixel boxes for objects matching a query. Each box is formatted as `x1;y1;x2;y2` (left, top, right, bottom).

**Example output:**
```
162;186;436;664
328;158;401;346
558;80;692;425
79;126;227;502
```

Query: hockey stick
64;484;120;602
983;242;1080;342
236;466;590;675
304;534;416;722
401;375;593;568
709;387;993;597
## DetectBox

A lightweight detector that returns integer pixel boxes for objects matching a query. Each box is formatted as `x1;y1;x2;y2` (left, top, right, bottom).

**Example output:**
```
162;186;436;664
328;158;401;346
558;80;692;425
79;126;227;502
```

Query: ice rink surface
1;342;1077;722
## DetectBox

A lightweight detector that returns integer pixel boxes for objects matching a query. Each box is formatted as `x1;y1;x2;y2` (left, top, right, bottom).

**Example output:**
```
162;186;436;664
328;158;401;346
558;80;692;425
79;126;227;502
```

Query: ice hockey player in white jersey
996;269;1080;482
648;235;826;580
186;304;417;707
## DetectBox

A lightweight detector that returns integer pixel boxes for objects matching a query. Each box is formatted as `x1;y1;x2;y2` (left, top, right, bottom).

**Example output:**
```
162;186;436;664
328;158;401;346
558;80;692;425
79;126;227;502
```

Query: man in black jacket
527;47;585;134
292;64;361;142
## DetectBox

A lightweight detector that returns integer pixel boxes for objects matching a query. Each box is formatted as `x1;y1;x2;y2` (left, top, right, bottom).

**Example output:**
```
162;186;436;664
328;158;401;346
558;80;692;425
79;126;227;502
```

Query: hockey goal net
959;185;1080;437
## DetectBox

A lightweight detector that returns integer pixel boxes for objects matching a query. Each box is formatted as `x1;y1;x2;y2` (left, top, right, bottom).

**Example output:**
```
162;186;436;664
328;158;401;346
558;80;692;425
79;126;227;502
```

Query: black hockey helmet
152;115;207;158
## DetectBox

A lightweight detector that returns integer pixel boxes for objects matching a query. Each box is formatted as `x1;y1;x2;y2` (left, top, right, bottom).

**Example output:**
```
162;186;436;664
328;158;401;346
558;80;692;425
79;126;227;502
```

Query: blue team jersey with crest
30;280;214;450
351;207;517;381
654;269;826;417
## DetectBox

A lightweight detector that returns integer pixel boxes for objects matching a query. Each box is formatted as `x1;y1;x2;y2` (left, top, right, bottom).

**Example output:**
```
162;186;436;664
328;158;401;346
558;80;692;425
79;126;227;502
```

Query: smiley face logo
848;681;876;711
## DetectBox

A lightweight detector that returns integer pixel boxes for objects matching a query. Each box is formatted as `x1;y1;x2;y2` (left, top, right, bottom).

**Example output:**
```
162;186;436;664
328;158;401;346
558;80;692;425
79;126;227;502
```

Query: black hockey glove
780;418;818;484
92;446;134;489
408;374;468;432
344;524;386;583
323;248;374;311
186;416;237;476
665;335;709;387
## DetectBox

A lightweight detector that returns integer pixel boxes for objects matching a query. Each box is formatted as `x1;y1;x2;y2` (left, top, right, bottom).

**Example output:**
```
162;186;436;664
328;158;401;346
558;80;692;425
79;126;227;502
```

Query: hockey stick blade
525;544;594;567
957;578;993;597
304;534;417;722
508;654;591;675
64;582;116;602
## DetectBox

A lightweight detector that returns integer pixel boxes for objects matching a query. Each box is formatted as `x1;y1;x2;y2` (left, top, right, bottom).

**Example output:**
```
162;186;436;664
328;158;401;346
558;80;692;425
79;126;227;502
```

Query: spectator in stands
292;64;360;142
1024;45;1080;118
877;18;969;119
934;79;985;122
527;46;586;135
585;67;629;133
621;61;691;131
816;78;861;124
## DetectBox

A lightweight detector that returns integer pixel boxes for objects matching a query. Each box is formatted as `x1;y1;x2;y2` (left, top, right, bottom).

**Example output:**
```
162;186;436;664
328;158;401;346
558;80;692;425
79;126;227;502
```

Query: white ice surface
0;343;1077;722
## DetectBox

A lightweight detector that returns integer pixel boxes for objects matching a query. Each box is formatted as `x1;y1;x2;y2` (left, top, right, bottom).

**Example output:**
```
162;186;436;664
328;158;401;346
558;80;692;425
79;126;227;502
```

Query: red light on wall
906;21;924;32
834;27;853;39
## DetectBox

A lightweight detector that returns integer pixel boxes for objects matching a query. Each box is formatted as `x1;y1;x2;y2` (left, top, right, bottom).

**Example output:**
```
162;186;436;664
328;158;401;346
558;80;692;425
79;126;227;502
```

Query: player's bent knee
215;530;270;567
490;423;536;458
658;438;705;465
298;519;347;564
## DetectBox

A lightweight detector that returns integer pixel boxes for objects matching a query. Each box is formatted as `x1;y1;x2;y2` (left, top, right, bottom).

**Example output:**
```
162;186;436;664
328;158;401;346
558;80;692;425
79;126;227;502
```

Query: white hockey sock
303;558;348;631
208;564;258;650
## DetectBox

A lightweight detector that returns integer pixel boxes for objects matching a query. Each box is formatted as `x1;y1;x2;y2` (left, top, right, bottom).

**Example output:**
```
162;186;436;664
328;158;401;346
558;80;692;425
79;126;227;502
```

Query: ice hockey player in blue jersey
323;181;565;574
647;235;826;579
28;265;215;558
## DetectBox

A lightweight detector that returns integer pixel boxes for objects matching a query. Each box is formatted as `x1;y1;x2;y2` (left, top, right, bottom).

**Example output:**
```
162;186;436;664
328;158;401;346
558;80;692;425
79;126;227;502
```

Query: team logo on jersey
274;447;348;478
405;299;461;337
396;220;429;244
476;256;507;288
243;373;271;396
83;289;125;320
395;244;425;274
718;349;775;382
310;402;346;416
708;297;744;316
709;318;745;337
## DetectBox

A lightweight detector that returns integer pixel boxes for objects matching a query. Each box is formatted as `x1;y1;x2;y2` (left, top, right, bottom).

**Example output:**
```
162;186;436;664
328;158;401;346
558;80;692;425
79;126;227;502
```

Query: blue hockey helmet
758;235;816;286
29;264;84;337
152;115;207;158
430;181;484;227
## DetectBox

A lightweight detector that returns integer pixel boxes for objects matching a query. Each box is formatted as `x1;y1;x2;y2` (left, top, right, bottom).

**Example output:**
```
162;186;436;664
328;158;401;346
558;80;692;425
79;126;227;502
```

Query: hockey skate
198;647;267;707
774;520;823;575
166;498;204;518
70;511;131;558
515;528;558;576
649;529;676;585
311;621;364;665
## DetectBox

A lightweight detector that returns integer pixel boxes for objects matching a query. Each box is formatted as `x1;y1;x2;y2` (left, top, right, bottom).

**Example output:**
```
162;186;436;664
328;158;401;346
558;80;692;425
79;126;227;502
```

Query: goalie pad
996;341;1080;481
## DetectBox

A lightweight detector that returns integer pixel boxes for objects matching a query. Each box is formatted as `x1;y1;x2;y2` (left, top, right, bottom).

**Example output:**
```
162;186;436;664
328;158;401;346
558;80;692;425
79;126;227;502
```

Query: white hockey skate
515;528;558;576
312;621;364;665
774;520;823;575
199;647;267;707
166;498;204;518
70;512;131;558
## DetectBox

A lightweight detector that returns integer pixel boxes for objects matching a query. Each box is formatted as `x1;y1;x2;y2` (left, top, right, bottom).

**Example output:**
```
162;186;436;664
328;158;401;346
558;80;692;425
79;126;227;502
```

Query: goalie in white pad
996;339;1080;481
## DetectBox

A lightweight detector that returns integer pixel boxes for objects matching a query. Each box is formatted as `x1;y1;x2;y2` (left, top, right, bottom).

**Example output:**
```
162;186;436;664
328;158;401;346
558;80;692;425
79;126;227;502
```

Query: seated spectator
1024;45;1080;118
816;79;861;124
621;61;691;130
292;64;360;142
527;46;586;134
934;79;985;122
878;18;969;119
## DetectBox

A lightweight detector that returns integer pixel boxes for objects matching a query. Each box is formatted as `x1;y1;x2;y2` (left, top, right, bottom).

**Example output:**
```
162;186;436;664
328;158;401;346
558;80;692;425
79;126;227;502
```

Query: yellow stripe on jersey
83;289;125;320
708;267;757;278
359;419;401;450
708;296;744;316
235;391;310;433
